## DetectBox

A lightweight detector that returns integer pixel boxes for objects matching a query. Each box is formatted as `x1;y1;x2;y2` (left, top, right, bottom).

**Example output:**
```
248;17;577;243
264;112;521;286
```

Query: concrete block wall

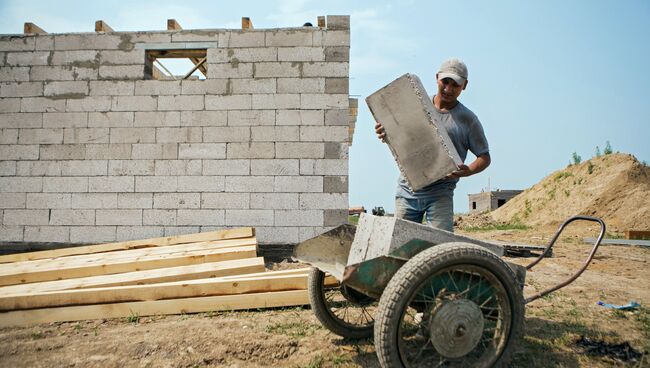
0;15;350;245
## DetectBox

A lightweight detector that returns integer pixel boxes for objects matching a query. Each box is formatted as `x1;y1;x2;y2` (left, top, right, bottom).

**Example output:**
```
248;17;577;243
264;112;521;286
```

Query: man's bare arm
449;153;491;178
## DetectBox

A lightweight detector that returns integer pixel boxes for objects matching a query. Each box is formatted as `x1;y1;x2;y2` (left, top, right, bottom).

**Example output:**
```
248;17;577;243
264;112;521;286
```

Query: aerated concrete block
366;73;462;191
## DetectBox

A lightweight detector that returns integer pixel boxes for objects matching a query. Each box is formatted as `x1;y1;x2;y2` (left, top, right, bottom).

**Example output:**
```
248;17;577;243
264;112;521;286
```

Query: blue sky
1;0;648;213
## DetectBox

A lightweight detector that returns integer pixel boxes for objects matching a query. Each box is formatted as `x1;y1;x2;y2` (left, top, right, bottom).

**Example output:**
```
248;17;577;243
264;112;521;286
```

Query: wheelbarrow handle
524;215;606;304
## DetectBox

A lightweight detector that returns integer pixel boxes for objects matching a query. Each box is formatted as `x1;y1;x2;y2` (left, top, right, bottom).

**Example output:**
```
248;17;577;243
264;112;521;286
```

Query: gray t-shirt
396;97;489;198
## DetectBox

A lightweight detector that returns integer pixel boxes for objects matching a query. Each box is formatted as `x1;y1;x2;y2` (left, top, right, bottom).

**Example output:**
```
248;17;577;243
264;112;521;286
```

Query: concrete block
177;209;224;226
86;143;132;159
164;226;200;236
129;32;172;43
143;209;176;226
63;127;109;144
266;30;313;47
50;50;99;65
70;226;116;243
302;62;348;77
71;193;117;209
0;128;18;144
16;161;61;176
299;126;348;142
132;143;179;159
135;111;180;127
251;126;299;142
207;62;253;79
117;193;153;209
299;193;347;209
275;210;323;226
0;37;35;51
277;47;325;62
323;176;348;193
158;95;205;111
205;95;251;110
1;82;44;97
112;96;157;111
227;110;274;126
254;62;300;78
21;97;66;113
155;127;202;143
276;110;324;126
24;226;70;242
26;193;71;209
39;144;85;160
250;193;298;210
170;30;220;42
208;48;277;63
99;65;145;79
225;176;274;193
226;142;274;159
0;67;29;82
202;159;250;175
89;81;134;96
0;98;21;113
116;226;164;241
0;144;39;160
250;159;299;175
49;209;94;225
323;209;348;227
201;193;249;209
324;47;349;62
300;159;347;175
88;176;134;192
135;176;178;192
0;226;23;241
255;227;300;244
252;94;300;109
88;112;134;127
3;209;49;225
203;126;250;142
43;112;88;128
325;78;348;93
109;127;155;143
219;31;265;47
277;78;325;93
154;193;200;209
327;16;350;30
61;160;108;176
276;142;324;158
65;96;112;112
0;193;26;208
100;50;145;65
325;109;348;126
154;160;201;176
96;209;142;225
231;78;276;94
0;161;16;176
275;176;323;193
322;31;350;46
30;66;97;81
178;142;226;159
180;111;227;127
366;73;462;190
135;80;181;95
178;176;225;192
300;94;348;109
225;209;273;226
181;79;228;95
324;142;348;159
54;34;123;50
44;81;89;97
35;36;54;51
108;160;155;176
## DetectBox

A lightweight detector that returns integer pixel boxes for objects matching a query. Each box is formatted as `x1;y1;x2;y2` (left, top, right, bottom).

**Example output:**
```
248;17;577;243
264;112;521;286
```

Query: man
375;58;491;232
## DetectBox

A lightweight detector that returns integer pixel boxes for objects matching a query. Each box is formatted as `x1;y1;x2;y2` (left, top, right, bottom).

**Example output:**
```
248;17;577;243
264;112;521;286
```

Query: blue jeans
394;190;454;232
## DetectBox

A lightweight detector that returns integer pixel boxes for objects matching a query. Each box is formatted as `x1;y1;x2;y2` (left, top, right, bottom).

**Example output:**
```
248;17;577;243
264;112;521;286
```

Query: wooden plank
0;227;254;263
626;230;650;240
24;22;47;34
0;257;266;296
94;20;114;32
167;18;182;31
182;57;206;79
317;16;326;28
584;237;650;247
242;17;253;30
0;290;309;328
0;274;308;311
0;246;257;286
147;49;208;59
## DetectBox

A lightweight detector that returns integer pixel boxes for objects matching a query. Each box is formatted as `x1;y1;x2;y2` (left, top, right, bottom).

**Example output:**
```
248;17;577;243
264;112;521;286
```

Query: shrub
571;152;582;165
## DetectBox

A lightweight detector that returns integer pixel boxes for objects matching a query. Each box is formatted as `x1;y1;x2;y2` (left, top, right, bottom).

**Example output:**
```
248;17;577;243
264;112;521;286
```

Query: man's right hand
375;122;386;142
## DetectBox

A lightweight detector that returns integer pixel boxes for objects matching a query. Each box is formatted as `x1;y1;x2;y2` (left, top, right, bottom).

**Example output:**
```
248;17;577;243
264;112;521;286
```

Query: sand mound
490;153;650;231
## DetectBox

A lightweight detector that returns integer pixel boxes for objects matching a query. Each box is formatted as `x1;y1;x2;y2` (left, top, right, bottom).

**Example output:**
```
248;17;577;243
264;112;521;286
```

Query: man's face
436;74;467;104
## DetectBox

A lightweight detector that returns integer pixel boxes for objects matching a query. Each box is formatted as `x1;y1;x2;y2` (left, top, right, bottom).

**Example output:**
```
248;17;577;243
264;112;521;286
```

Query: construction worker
374;58;491;232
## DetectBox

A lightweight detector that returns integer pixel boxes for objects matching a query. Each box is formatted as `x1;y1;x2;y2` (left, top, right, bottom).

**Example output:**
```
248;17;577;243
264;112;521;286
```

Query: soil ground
1;224;648;367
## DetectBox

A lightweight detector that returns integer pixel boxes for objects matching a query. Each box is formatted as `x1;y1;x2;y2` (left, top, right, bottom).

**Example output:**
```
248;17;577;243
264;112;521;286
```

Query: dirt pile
490;153;650;231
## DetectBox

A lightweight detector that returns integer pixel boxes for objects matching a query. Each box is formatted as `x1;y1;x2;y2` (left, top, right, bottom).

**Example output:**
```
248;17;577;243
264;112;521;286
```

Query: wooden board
0;290;309;328
0;227;254;263
626;230;650;240
0;257;266;296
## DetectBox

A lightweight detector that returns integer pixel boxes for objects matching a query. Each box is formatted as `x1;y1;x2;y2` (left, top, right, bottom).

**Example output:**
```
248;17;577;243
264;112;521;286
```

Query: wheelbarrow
293;213;605;367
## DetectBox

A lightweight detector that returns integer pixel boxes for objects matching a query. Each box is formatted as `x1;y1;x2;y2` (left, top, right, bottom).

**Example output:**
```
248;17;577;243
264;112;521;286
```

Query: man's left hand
448;164;472;179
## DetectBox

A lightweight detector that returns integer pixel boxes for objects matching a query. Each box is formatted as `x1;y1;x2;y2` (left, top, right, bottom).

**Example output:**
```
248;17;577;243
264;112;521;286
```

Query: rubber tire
374;242;525;368
308;267;375;339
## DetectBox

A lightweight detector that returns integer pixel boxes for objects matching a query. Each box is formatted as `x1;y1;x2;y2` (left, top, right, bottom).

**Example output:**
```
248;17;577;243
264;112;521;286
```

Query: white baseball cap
438;58;468;85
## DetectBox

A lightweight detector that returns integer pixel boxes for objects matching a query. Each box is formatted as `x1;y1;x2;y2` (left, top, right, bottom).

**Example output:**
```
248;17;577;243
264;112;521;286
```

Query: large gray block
366;73;462;191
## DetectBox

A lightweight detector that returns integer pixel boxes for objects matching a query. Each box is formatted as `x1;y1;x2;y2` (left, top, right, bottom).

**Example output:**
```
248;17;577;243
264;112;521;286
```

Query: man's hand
375;122;386;142
447;164;472;179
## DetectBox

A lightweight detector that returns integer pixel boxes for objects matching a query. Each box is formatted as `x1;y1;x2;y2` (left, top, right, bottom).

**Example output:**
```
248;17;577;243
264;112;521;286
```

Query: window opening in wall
497;199;506;207
145;49;207;80
472;202;477;210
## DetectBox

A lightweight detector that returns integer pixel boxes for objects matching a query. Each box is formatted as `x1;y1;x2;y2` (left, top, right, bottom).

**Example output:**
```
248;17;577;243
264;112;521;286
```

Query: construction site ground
1;223;648;368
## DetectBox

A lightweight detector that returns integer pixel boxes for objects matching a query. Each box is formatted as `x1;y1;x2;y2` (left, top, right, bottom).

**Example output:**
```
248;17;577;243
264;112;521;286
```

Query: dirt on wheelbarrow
1;223;648;368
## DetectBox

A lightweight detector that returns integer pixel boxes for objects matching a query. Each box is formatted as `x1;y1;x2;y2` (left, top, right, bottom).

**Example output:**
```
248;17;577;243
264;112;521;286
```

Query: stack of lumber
0;228;311;328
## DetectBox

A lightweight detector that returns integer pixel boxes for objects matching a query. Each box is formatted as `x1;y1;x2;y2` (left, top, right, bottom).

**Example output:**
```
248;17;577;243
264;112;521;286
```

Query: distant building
468;190;523;213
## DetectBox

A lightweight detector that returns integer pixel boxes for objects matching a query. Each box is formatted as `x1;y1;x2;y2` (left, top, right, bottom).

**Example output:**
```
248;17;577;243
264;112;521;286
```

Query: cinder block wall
0;16;350;245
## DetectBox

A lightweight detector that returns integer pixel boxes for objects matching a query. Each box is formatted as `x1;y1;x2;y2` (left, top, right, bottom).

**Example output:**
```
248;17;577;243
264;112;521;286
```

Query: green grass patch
554;171;573;181
348;215;359;225
265;321;321;338
462;222;530;232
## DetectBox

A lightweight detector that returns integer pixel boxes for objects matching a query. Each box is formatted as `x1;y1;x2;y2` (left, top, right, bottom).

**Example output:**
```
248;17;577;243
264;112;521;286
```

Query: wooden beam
182;57;206;79
0;245;257;286
167;19;182;31
0;274;308;311
626;230;650;240
94;20;114;33
317;16;326;28
0;227;254;263
0;290;309;327
0;257;266;296
24;22;47;34
242;17;253;30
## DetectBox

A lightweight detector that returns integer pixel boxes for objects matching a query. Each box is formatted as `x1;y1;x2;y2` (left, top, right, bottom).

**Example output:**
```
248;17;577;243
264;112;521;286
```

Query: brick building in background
0;16;354;245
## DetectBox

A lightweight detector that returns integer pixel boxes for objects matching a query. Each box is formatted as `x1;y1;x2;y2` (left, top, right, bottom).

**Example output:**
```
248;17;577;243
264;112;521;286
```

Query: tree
595;146;601;157
604;141;613;155
571;152;582;165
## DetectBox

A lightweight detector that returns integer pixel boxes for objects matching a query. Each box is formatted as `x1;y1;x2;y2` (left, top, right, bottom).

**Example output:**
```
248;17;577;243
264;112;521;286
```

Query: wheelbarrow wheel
308;267;376;339
374;242;524;368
